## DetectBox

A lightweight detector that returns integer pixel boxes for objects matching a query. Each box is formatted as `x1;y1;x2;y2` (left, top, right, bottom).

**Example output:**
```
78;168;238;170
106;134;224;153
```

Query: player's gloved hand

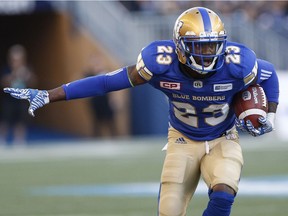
235;118;248;133
235;113;275;137
3;88;49;117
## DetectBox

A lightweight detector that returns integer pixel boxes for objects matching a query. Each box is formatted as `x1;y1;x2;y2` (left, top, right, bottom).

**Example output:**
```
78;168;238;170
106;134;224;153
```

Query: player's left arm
243;59;279;136
255;58;279;110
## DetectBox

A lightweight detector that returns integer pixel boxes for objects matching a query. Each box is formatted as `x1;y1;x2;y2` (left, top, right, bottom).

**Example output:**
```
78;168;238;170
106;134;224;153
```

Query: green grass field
0;135;287;216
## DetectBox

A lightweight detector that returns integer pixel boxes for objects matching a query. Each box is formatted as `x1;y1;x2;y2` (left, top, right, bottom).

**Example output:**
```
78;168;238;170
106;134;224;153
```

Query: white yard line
29;177;288;197
0;136;286;163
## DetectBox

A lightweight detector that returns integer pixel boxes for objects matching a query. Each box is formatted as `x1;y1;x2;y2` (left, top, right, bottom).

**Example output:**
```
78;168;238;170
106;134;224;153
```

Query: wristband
267;112;276;130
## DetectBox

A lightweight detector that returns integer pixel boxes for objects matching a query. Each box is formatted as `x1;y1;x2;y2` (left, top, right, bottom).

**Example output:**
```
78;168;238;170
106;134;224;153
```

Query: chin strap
188;55;217;74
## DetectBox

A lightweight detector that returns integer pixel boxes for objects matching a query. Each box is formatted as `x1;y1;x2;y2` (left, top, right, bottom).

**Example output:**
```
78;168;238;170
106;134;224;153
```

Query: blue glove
235;118;248;133
3;88;49;117
235;113;275;137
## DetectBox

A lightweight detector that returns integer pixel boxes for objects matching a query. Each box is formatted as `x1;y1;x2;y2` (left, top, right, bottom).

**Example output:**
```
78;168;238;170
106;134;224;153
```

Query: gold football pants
158;127;243;216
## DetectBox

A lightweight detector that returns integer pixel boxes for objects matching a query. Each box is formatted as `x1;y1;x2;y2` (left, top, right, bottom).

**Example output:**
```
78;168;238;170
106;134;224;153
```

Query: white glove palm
3;88;49;117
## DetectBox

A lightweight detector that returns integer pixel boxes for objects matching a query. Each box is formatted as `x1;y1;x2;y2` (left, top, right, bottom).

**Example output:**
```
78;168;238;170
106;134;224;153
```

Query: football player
4;7;279;216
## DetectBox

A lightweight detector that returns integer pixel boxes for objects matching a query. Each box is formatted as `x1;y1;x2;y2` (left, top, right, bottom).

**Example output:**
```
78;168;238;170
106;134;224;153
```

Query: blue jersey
136;40;259;141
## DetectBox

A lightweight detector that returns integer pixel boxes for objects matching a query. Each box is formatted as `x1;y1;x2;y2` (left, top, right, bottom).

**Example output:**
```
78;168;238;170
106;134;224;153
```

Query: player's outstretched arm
3;65;146;117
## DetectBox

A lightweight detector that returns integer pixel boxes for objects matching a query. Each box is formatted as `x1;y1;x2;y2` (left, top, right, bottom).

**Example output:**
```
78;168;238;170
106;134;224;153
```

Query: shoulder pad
136;40;177;81
225;42;257;85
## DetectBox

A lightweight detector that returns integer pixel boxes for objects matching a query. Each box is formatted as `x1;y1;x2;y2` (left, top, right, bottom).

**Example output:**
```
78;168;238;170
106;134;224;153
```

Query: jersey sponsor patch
213;83;233;92
160;81;181;90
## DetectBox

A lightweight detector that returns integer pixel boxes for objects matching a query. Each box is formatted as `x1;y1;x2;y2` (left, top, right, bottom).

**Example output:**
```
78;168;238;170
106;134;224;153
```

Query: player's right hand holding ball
235;114;275;137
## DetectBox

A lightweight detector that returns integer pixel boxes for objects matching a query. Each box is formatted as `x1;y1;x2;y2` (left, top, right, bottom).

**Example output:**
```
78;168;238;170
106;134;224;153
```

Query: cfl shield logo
160;81;181;90
193;81;203;88
242;91;251;101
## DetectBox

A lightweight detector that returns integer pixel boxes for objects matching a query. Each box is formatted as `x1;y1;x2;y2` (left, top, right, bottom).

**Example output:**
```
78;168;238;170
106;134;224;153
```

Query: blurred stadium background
0;1;287;215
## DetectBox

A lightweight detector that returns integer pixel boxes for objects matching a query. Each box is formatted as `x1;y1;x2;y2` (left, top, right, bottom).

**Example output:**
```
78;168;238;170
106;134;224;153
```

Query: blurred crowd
120;1;288;36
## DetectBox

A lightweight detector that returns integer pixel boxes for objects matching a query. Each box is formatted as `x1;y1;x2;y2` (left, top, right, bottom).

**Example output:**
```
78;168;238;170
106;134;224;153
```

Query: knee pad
158;193;185;216
202;191;235;216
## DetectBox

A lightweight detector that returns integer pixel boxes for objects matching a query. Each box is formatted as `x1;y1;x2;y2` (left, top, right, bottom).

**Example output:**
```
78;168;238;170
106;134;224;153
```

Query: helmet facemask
179;35;227;74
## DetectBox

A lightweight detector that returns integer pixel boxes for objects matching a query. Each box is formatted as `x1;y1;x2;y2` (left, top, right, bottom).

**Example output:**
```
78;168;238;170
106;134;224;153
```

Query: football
233;84;268;128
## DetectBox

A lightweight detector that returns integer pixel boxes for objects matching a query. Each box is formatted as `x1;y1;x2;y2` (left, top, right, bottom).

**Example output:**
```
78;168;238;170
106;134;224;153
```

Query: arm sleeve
62;67;133;100
256;59;279;104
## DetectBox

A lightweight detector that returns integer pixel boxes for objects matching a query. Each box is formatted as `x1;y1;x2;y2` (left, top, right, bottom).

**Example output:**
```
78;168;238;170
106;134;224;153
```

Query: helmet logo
174;20;183;41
